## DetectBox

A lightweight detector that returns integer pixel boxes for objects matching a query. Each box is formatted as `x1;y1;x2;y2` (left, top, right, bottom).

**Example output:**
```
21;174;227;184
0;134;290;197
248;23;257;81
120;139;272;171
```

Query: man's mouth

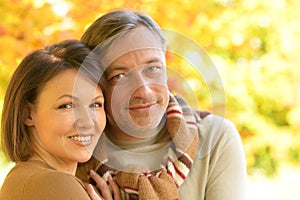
129;102;157;113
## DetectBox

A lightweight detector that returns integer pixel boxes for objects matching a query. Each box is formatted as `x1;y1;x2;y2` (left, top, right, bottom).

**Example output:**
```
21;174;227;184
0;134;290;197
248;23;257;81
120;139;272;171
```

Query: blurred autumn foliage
1;0;300;177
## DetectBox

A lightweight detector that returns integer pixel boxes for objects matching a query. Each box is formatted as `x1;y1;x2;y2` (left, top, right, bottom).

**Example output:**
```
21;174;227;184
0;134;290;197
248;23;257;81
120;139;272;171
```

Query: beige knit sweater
102;114;247;200
0;160;90;200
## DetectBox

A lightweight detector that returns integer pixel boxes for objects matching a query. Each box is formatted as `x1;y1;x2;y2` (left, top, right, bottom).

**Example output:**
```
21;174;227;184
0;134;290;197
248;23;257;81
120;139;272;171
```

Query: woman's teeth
69;135;91;142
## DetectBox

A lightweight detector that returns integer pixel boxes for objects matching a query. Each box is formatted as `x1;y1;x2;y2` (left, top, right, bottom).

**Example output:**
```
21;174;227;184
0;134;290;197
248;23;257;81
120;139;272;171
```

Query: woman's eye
90;102;103;108
58;104;73;109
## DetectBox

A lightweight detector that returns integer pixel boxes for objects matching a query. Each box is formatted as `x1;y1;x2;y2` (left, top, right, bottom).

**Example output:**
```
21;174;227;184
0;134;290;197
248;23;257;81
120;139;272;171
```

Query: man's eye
144;66;163;77
148;66;160;72
90;102;103;108
108;73;126;82
58;104;73;109
112;73;125;80
146;64;164;73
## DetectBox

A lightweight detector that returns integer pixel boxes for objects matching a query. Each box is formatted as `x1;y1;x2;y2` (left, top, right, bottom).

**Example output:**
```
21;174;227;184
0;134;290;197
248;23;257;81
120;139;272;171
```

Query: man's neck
106;119;166;142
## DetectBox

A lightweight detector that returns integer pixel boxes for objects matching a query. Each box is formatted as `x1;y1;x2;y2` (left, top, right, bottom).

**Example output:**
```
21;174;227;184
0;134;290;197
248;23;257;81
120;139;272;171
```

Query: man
76;9;247;200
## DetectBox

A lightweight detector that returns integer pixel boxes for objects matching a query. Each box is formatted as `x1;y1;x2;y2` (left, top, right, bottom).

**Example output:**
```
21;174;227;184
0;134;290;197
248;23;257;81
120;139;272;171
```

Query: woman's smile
68;134;94;146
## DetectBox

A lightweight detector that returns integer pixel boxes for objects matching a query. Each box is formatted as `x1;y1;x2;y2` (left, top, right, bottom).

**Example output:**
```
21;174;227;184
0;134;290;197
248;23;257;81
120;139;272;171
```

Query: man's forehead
104;49;166;73
100;27;164;70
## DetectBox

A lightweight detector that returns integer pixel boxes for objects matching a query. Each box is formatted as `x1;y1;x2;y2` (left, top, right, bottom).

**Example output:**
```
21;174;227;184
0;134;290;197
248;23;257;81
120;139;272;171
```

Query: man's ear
23;102;34;126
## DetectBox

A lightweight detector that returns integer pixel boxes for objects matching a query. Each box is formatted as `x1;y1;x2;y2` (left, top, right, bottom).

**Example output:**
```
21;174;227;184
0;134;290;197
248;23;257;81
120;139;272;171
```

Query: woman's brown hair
1;39;103;162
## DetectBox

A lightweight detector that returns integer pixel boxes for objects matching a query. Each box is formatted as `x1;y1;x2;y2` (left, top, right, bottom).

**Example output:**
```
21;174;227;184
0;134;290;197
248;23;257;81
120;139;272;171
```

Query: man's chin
131;116;163;128
125;118;165;138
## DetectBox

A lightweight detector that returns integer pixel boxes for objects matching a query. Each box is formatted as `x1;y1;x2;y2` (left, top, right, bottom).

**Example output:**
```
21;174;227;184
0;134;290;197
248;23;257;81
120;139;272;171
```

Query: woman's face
26;69;105;165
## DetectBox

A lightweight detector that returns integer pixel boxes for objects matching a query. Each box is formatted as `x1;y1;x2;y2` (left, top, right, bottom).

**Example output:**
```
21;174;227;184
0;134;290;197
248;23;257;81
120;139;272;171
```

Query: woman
0;40;120;200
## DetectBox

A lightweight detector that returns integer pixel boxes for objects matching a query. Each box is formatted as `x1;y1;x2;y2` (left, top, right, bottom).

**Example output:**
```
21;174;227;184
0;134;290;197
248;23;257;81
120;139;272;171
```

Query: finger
86;184;102;200
108;176;121;200
89;170;112;200
83;182;101;196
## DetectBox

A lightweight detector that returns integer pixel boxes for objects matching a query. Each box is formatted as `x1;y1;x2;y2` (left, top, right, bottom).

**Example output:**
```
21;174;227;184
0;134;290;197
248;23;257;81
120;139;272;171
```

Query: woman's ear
23;102;34;126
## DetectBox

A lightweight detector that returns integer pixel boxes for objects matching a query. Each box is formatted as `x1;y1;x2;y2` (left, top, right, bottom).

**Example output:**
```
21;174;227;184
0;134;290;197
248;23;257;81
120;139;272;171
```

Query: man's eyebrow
105;66;127;75
106;57;164;74
145;58;164;64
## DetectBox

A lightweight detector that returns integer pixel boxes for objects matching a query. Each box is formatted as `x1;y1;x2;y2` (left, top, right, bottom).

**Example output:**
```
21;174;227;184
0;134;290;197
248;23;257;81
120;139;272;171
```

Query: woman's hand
86;184;103;200
85;170;121;200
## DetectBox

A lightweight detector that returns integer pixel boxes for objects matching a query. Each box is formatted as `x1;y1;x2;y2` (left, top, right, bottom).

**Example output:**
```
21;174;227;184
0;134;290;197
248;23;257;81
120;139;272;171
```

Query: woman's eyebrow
56;94;76;101
56;94;104;101
93;94;104;101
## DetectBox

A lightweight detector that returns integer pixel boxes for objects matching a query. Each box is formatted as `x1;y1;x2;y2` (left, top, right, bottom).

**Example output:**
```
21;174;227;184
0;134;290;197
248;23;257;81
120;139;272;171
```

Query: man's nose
130;73;153;98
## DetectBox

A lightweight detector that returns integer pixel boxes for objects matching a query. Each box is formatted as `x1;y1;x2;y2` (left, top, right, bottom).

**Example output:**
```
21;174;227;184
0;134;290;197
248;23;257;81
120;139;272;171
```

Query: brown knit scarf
77;94;204;200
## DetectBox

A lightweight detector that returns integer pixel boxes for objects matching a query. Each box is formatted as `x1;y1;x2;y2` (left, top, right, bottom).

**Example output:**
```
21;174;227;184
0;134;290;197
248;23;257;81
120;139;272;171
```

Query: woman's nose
75;108;94;129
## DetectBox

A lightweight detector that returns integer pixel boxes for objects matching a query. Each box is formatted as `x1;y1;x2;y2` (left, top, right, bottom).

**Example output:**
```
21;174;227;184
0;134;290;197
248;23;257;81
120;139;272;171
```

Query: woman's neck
29;153;77;175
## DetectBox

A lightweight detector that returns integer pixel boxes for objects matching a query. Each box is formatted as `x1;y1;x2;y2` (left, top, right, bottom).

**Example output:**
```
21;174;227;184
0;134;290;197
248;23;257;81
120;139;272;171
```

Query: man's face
104;47;169;138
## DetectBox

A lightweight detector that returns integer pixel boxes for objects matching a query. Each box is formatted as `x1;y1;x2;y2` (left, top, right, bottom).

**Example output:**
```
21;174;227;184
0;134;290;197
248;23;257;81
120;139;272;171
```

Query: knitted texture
77;94;204;200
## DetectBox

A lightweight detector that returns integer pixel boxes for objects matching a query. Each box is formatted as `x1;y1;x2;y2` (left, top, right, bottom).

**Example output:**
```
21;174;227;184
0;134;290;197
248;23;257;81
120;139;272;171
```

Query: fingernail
90;170;96;175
